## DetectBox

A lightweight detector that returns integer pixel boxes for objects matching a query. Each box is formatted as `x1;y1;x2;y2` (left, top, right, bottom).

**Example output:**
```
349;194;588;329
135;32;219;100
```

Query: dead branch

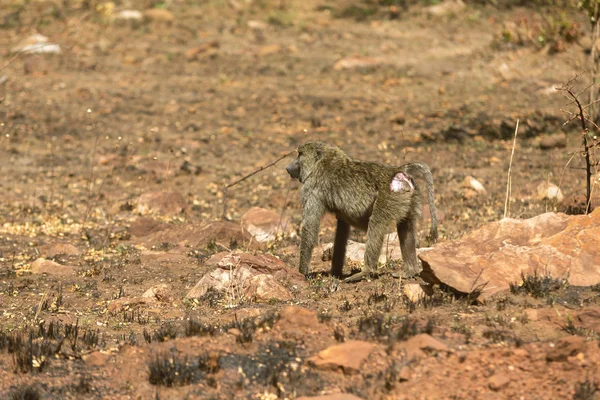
222;149;295;219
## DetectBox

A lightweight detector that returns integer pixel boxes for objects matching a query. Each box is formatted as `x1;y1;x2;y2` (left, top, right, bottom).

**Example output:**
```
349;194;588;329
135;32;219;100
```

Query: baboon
286;140;437;282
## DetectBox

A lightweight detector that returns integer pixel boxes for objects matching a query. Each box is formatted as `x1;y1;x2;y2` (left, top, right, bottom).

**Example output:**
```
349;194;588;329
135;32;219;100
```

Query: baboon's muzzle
286;160;300;180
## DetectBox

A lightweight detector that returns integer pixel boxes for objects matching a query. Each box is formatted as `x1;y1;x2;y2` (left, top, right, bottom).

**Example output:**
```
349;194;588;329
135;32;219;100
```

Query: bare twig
222;150;295;219
557;76;596;213
504;119;519;218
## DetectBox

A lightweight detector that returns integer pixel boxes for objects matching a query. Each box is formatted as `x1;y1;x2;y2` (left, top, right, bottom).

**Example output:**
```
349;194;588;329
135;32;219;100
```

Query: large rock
241;207;292;242
39;243;81;258
244;274;292;302
395;334;449;360
276;306;320;331
30;258;75;276
129;217;169;238
136;191;187;216
307;340;376;374
419;209;600;299
137;221;249;249
185;252;303;300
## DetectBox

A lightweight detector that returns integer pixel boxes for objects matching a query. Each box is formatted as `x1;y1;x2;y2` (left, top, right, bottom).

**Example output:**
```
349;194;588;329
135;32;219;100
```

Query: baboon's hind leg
397;216;421;278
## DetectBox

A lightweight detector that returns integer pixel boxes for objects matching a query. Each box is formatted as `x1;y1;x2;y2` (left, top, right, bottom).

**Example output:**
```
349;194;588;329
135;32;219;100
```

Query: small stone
426;0;465;16
141;284;173;302
402;283;426;303
546;336;587;362
524;309;539;321
333;56;383;71
513;348;529;358
297;394;364;400
30;258;75;276
297;395;364;400
488;373;510;391
259;44;282;56
115;9;143;20
537;182;564;203
85;351;110;367
540;133;567;150
247;20;268;30
462;176;486;194
12;34;61;54
143;8;175;22
308;340;376;374
398;366;411;381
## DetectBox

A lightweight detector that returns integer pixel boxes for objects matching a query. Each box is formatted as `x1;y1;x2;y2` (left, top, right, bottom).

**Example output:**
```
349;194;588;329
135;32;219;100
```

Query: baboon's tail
404;162;438;243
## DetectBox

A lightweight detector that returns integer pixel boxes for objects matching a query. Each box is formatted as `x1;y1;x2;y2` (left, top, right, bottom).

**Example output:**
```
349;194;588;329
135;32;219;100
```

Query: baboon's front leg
331;218;350;278
298;198;325;276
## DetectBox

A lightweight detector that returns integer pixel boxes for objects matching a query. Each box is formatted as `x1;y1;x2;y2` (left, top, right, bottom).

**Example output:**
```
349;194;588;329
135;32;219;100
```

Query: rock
12;34;61;54
136;221;250;249
206;252;305;283
39;243;81;258
30;258;75;276
402;283;427;303
247;20;268;30
258;44;282;56
185;252;303;300
141;284;173;303
129;217;169;238
537;182;564;203
297;395;364;400
540;133;567;150
84;351;110;367
185;268;235;299
461;176;486;195
419;209;600;299
241;207;292;242
426;0;466;16
186;41;220;60
524;309;539;321
276;306;320;330
244;274;292;302
115;9;143;21
399;334;449;360
107;297;155;314
398;366;411;381
333;56;384;71
546;336;587;362
574;308;600;332
488;373;511;391
136;191;187;216
308;340;376;374
143;8;175;23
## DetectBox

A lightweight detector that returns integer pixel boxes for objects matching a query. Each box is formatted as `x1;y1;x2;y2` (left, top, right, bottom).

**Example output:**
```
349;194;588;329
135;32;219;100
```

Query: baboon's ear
315;148;323;160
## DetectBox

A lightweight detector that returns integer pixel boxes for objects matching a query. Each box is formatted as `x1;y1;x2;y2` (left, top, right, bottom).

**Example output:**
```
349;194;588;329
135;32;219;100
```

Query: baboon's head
286;141;328;183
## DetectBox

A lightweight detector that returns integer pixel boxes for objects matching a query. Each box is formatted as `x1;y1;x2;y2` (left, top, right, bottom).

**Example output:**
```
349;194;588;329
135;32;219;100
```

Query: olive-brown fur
286;140;438;282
